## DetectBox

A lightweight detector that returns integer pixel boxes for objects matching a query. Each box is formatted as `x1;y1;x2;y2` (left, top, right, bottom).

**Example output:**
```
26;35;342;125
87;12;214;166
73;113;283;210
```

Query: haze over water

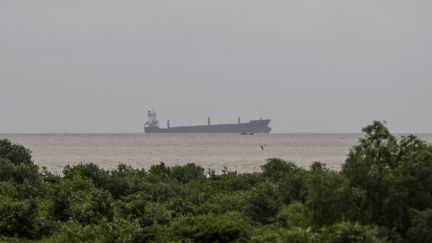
2;133;432;174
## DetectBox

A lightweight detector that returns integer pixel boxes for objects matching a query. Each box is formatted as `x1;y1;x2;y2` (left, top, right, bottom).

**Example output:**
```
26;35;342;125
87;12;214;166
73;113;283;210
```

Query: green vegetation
1;121;432;242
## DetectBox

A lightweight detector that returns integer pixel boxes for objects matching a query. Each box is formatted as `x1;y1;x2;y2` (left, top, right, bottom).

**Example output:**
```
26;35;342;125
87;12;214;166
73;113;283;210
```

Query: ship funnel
167;119;170;128
208;117;211;125
238;117;241;124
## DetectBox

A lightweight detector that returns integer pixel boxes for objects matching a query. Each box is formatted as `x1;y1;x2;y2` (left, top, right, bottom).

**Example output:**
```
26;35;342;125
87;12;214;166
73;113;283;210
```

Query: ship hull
145;119;271;133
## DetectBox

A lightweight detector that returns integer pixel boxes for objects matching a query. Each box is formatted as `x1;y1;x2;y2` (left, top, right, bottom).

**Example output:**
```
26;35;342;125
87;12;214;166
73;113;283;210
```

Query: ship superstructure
144;110;271;134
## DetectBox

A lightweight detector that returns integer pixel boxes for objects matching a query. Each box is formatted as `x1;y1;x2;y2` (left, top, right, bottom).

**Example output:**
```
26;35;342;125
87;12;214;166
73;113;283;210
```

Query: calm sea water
2;134;432;174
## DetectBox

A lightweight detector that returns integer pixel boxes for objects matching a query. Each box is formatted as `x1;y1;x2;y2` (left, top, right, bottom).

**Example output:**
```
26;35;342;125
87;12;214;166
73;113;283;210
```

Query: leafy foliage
170;212;252;242
322;222;384;243
0;139;33;166
342;121;432;236
0;121;431;242
276;202;311;228
0;198;38;238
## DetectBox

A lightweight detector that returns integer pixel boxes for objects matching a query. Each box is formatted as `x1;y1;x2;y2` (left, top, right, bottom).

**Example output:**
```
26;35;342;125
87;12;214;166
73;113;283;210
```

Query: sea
1;133;432;174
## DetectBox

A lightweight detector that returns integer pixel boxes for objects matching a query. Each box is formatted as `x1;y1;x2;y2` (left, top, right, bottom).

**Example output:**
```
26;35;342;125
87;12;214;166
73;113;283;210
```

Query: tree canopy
0;121;431;242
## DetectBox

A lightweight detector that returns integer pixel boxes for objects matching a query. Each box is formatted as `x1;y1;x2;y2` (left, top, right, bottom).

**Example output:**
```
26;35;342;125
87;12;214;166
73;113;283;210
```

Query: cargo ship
144;110;271;133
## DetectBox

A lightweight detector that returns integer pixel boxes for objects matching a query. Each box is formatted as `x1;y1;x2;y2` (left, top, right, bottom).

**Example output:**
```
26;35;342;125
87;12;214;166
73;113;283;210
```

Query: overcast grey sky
1;0;431;133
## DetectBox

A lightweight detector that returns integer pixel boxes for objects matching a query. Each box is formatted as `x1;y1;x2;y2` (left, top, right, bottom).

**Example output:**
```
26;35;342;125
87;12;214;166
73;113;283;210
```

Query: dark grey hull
144;119;271;133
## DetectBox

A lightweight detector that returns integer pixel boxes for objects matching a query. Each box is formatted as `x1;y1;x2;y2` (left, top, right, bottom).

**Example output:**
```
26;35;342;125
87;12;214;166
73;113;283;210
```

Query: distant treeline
1;121;432;242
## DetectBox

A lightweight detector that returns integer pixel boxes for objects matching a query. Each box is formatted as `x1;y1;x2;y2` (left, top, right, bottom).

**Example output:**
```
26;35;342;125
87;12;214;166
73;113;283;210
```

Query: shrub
171;212;252;242
0;158;45;199
0;181;17;199
250;225;285;242
407;209;432;243
0;139;32;166
282;227;321;243
68;188;113;225
243;181;283;224
261;158;299;180
206;191;247;214
0;198;38;238
63;163;109;189
210;171;262;192
171;163;205;183
147;162;171;181
0;122;431;242
322;222;384;243
48;176;98;222
306;169;364;226
114;193;172;227
276;202;311;228
261;159;308;204
342;121;432;233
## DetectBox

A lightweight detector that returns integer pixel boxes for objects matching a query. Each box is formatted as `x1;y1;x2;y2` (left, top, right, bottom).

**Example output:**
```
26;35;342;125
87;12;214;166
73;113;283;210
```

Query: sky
1;0;431;133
